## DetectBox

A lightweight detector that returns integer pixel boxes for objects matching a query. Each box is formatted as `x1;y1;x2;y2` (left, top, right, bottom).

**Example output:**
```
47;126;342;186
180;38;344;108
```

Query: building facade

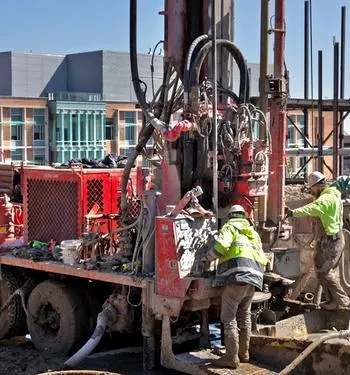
0;97;49;164
0;50;341;173
0;50;162;164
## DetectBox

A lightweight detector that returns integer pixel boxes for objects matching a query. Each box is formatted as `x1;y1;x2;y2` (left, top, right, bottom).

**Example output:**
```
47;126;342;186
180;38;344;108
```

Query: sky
0;0;348;120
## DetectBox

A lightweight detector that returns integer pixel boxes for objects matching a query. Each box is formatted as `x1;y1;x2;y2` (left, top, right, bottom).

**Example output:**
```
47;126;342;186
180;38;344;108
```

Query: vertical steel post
211;0;218;217
258;0;269;226
259;0;269;116
333;41;339;179
317;50;323;172
339;6;346;173
303;1;309;150
267;0;286;224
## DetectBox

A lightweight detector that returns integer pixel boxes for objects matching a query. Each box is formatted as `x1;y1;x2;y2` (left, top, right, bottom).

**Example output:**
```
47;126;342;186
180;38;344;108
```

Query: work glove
285;206;293;218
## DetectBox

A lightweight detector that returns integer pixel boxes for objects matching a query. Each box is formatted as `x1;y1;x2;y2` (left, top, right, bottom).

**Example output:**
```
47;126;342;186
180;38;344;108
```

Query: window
34;124;45;141
287;114;305;147
34;148;45;165
105;118;115;140
33;109;45;125
125;111;137;144
11;149;22;161
125;125;136;142
10;108;23;123
34;109;45;141
124;147;135;157
125;111;136;124
11;125;22;141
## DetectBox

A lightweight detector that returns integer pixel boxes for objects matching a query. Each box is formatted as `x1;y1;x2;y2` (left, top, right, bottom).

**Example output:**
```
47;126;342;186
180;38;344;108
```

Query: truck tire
27;279;88;356
0;268;27;338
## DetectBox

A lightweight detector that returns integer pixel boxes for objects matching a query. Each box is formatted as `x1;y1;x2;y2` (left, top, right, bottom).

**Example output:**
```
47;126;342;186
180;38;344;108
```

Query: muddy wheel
0;268;27;339
27;279;88;356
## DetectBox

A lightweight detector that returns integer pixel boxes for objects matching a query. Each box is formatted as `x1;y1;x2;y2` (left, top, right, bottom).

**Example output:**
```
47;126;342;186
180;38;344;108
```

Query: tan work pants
220;283;255;333
314;231;350;306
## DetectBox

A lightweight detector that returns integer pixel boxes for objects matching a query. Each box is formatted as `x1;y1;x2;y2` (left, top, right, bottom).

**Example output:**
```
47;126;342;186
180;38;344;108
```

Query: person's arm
209;223;236;258
292;195;329;218
202;223;236;263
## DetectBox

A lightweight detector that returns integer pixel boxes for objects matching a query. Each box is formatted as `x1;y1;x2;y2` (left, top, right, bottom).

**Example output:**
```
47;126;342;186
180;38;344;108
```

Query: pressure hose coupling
147;111;197;142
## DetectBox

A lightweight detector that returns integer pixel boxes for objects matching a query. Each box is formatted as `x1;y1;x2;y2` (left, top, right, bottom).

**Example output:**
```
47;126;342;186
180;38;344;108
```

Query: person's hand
285;206;293;218
201;254;216;264
201;256;211;264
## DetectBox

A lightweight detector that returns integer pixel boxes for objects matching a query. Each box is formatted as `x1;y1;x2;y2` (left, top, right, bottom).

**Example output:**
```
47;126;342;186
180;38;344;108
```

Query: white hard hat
229;204;246;215
307;171;326;188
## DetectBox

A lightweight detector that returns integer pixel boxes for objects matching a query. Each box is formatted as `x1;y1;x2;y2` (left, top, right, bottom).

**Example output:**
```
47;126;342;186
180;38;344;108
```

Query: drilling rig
0;1;350;375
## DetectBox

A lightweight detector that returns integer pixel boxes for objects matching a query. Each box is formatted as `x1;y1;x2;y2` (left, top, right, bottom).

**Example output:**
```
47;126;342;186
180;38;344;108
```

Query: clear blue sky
0;0;348;101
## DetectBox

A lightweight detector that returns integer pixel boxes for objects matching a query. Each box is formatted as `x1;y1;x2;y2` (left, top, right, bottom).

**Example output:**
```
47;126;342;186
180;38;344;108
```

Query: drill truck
1;1;350;374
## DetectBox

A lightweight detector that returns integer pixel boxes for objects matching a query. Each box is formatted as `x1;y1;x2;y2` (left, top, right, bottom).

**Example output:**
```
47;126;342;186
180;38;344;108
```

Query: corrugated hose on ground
279;330;350;375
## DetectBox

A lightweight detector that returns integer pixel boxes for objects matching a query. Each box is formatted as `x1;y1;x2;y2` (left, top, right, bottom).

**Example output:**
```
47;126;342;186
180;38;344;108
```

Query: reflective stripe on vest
216;257;264;290
231;241;261;252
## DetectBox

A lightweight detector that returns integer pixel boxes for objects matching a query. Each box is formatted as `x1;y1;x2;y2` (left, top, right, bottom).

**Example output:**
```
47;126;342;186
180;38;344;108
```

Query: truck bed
0;252;148;287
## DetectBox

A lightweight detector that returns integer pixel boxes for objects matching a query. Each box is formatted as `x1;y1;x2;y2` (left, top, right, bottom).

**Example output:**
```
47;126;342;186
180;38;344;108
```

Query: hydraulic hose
279;330;350;375
130;0;149;112
183;34;209;104
64;312;108;368
189;39;250;103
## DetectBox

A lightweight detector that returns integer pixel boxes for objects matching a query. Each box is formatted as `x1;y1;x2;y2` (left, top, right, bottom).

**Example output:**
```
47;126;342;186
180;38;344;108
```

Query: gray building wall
67;51;103;93
232;62;274;98
0;52;12;96
0;50;164;102
11;52;67;97
102;51;163;102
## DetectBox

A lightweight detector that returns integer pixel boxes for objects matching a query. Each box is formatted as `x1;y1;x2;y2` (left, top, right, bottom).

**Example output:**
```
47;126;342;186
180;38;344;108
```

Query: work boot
212;329;239;369
238;328;250;362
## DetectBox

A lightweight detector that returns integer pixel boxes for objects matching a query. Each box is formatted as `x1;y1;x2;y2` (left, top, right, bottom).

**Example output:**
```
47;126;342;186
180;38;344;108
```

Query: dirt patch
0;338;180;375
284;185;313;202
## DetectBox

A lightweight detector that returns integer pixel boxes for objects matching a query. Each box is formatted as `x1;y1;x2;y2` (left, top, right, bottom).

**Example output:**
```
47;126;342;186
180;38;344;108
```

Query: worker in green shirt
285;171;350;310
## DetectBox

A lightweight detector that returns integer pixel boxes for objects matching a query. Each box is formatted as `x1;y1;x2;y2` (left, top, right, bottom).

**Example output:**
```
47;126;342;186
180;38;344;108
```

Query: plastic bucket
60;239;82;265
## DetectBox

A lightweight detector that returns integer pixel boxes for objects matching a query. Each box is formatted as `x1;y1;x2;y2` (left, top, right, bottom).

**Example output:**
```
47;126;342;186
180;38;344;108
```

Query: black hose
183;35;210;99
122;8;171;216
130;0;149;112
122;0;154;216
189;39;250;103
151;40;164;97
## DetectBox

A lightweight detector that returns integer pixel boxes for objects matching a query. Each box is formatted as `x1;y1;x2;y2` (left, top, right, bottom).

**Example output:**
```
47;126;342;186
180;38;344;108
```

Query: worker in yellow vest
285;171;350;310
202;204;267;369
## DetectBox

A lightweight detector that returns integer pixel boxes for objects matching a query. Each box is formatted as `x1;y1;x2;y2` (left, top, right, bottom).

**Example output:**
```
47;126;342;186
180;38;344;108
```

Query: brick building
0;50;341;173
0;51;162;164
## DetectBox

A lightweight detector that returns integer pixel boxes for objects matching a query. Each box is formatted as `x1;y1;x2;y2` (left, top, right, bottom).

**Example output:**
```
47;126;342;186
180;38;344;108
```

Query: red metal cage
22;166;145;244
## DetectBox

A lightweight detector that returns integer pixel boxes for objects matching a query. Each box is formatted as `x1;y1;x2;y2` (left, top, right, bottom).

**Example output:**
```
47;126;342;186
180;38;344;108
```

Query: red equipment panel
22;166;145;245
155;215;216;298
155;216;192;298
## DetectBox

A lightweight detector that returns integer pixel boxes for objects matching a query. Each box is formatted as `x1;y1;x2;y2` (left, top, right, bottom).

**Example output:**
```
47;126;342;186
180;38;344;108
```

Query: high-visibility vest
211;218;267;289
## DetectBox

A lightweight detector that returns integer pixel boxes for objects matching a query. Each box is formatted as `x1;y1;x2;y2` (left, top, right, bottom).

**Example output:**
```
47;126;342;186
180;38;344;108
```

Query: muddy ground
284;184;313;202
0;337;180;375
